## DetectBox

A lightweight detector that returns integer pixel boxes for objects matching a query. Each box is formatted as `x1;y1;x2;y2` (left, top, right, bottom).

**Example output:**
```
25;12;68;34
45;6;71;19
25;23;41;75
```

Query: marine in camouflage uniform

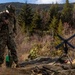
0;5;18;66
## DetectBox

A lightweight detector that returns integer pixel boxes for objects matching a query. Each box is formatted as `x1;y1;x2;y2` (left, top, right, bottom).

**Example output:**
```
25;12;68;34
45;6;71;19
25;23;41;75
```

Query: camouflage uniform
7;14;18;64
0;5;18;66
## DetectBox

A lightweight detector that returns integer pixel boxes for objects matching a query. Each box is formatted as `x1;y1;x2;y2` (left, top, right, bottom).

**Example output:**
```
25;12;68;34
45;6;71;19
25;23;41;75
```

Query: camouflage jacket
0;11;9;36
0;10;16;34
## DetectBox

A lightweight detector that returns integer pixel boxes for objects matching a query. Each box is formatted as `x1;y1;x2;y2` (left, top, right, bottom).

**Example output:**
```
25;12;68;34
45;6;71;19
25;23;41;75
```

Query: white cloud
17;0;75;4
17;0;25;3
35;0;64;4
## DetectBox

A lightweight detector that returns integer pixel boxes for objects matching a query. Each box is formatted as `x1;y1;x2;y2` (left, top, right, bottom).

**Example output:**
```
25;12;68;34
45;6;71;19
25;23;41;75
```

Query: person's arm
0;12;9;28
13;16;17;34
2;12;9;24
4;19;9;24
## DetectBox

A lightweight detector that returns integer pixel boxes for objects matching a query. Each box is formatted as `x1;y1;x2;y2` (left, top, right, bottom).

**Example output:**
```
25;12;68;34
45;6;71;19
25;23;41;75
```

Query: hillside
0;2;64;13
0;2;75;12
0;2;75;75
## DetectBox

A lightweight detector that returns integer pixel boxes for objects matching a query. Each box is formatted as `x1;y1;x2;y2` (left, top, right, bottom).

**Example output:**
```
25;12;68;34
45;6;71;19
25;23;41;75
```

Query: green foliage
41;10;50;31
57;19;63;35
49;18;63;56
49;3;59;22
18;3;33;34
54;19;63;51
49;16;58;37
50;49;63;57
31;10;42;31
28;43;41;60
73;4;75;27
53;20;63;56
54;36;61;46
61;0;73;25
28;47;38;60
73;4;75;11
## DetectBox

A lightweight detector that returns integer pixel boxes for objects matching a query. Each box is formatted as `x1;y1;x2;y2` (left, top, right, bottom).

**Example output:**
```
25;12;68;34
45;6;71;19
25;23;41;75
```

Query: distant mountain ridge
0;2;63;13
0;2;74;15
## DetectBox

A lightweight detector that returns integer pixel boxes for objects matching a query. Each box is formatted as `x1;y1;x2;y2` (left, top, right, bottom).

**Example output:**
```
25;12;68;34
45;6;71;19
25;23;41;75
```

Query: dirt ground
1;58;75;75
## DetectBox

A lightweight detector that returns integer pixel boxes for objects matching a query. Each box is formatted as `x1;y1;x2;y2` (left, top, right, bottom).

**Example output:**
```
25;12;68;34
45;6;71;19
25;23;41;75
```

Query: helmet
6;5;15;13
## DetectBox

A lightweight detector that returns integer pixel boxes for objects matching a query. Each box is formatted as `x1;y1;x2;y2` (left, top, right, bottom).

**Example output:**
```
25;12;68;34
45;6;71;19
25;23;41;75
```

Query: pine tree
49;3;59;23
57;19;63;35
41;10;50;31
49;16;58;38
54;19;63;52
61;0;73;25
18;3;33;34
31;9;42;32
73;4;75;27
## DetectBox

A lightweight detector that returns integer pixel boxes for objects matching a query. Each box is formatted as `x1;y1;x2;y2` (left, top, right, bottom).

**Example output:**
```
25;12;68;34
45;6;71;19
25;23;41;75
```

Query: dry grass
14;24;75;63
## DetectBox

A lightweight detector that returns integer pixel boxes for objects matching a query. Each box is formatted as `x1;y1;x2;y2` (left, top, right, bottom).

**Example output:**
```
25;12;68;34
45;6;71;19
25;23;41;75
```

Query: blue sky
0;0;75;4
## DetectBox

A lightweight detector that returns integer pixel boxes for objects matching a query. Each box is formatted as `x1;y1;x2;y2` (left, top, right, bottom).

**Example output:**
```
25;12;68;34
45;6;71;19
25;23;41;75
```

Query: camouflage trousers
0;34;18;65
